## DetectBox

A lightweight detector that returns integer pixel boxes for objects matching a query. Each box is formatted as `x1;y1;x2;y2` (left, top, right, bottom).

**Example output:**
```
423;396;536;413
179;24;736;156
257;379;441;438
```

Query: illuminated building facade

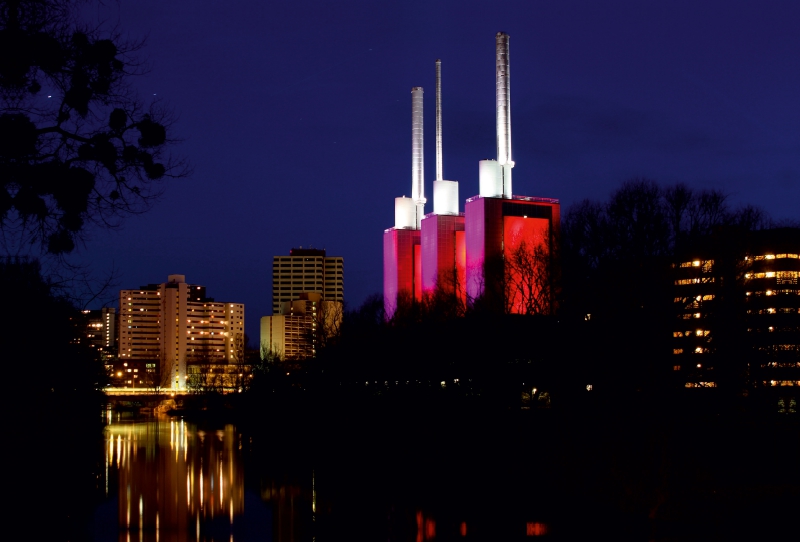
271;248;343;314
118;275;245;390
383;227;421;315
264;249;345;360
384;34;560;317
464;196;560;312
74;307;117;360
672;228;800;391
261;292;322;360
421;213;465;298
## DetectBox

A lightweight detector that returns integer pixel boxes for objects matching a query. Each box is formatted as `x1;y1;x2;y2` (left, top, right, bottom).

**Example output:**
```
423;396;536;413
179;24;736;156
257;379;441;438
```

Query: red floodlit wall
526;522;549;536
421;214;466;296
383;228;420;319
504;215;550;314
414;243;422;301
464;195;560;310
455;230;466;303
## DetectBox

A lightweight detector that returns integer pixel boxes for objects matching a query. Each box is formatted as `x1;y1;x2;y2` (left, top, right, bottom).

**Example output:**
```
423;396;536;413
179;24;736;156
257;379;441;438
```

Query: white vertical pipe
411;87;425;228
435;60;443;182
496;32;512;166
496;32;513;198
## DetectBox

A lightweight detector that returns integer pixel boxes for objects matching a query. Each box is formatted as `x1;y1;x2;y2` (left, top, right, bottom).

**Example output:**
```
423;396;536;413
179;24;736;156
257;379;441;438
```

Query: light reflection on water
100;413;249;542
97;412;554;541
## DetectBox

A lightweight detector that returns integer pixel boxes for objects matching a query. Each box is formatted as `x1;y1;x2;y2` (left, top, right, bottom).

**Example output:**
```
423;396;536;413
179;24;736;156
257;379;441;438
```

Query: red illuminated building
383;227;421;316
384;33;560;317
465;195;560;312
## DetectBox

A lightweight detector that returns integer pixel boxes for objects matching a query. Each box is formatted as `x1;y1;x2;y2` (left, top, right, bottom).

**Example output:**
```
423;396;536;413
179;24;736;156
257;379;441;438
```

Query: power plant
383;32;561;317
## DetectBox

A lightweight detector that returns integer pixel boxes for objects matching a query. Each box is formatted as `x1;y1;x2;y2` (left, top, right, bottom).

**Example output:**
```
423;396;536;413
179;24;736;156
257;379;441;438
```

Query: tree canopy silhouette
0;0;187;255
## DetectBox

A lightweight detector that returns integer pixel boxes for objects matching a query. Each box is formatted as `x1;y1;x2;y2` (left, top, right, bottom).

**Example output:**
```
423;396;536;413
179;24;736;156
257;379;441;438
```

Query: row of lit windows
673;347;710;354
746;254;800;261
675;278;715;285
747;308;800;315
745;271;799;280
746;289;800;296
673;330;710;337
674;295;715;303
677;260;714;271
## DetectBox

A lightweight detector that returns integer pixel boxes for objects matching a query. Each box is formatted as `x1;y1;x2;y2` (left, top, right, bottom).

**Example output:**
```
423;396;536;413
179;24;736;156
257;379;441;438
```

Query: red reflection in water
460;521;467;537
426;517;436;539
416;511;436;540
526;521;548;536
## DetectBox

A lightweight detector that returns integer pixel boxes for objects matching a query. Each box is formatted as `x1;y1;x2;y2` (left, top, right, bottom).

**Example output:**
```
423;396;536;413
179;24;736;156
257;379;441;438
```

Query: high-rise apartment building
271;248;344;313
261;292;322;360
74;307;117;359
119;275;244;390
263;249;344;361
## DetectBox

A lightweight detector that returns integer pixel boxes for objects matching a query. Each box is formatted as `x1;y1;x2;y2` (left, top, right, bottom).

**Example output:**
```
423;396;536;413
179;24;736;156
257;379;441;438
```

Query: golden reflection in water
105;415;244;540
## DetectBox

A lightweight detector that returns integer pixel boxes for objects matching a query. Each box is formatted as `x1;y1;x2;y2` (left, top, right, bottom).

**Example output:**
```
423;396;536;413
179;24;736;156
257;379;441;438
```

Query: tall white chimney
411;87;426;228
496;31;513;198
432;60;459;215
435;60;443;182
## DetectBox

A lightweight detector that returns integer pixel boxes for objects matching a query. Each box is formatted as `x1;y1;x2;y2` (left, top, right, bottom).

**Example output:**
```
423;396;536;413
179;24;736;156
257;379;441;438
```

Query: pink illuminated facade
421;213;465;297
383;228;421;317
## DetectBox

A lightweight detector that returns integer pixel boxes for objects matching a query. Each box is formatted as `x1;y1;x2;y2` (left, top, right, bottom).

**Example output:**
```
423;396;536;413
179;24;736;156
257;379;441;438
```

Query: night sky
81;1;800;341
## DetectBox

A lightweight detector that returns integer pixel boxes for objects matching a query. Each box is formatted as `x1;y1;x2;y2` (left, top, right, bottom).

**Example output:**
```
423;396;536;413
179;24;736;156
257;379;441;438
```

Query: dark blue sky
82;0;800;341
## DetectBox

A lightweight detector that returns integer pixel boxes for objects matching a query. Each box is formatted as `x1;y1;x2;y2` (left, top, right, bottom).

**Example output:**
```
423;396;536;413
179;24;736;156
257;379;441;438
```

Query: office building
74;307;117;360
672;228;800;390
271;248;343;314
263;250;345;361
118;275;244;390
261;292;323;360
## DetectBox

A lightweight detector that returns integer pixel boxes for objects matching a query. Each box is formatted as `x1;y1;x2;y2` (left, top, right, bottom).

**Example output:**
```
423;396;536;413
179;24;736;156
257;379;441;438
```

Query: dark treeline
247;179;796;414
2;257;108;539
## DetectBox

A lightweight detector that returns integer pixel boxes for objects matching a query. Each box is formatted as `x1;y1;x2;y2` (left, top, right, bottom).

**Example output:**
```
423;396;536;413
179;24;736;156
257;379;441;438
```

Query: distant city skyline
76;0;799;341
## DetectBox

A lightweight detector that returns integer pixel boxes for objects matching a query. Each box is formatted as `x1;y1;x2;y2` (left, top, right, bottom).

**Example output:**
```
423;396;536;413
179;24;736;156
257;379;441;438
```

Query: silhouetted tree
2;256;107;394
560;179;771;395
0;0;187;256
504;238;556;315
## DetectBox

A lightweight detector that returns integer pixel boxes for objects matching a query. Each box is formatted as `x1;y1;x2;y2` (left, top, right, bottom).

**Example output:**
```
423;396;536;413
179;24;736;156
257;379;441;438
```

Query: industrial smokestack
435;60;443;182
433;60;459;214
411;87;426;228
496;32;513;198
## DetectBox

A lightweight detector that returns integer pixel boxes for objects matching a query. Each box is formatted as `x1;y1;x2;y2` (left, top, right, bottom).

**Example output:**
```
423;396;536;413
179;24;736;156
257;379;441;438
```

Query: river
84;403;798;541
90;409;561;541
